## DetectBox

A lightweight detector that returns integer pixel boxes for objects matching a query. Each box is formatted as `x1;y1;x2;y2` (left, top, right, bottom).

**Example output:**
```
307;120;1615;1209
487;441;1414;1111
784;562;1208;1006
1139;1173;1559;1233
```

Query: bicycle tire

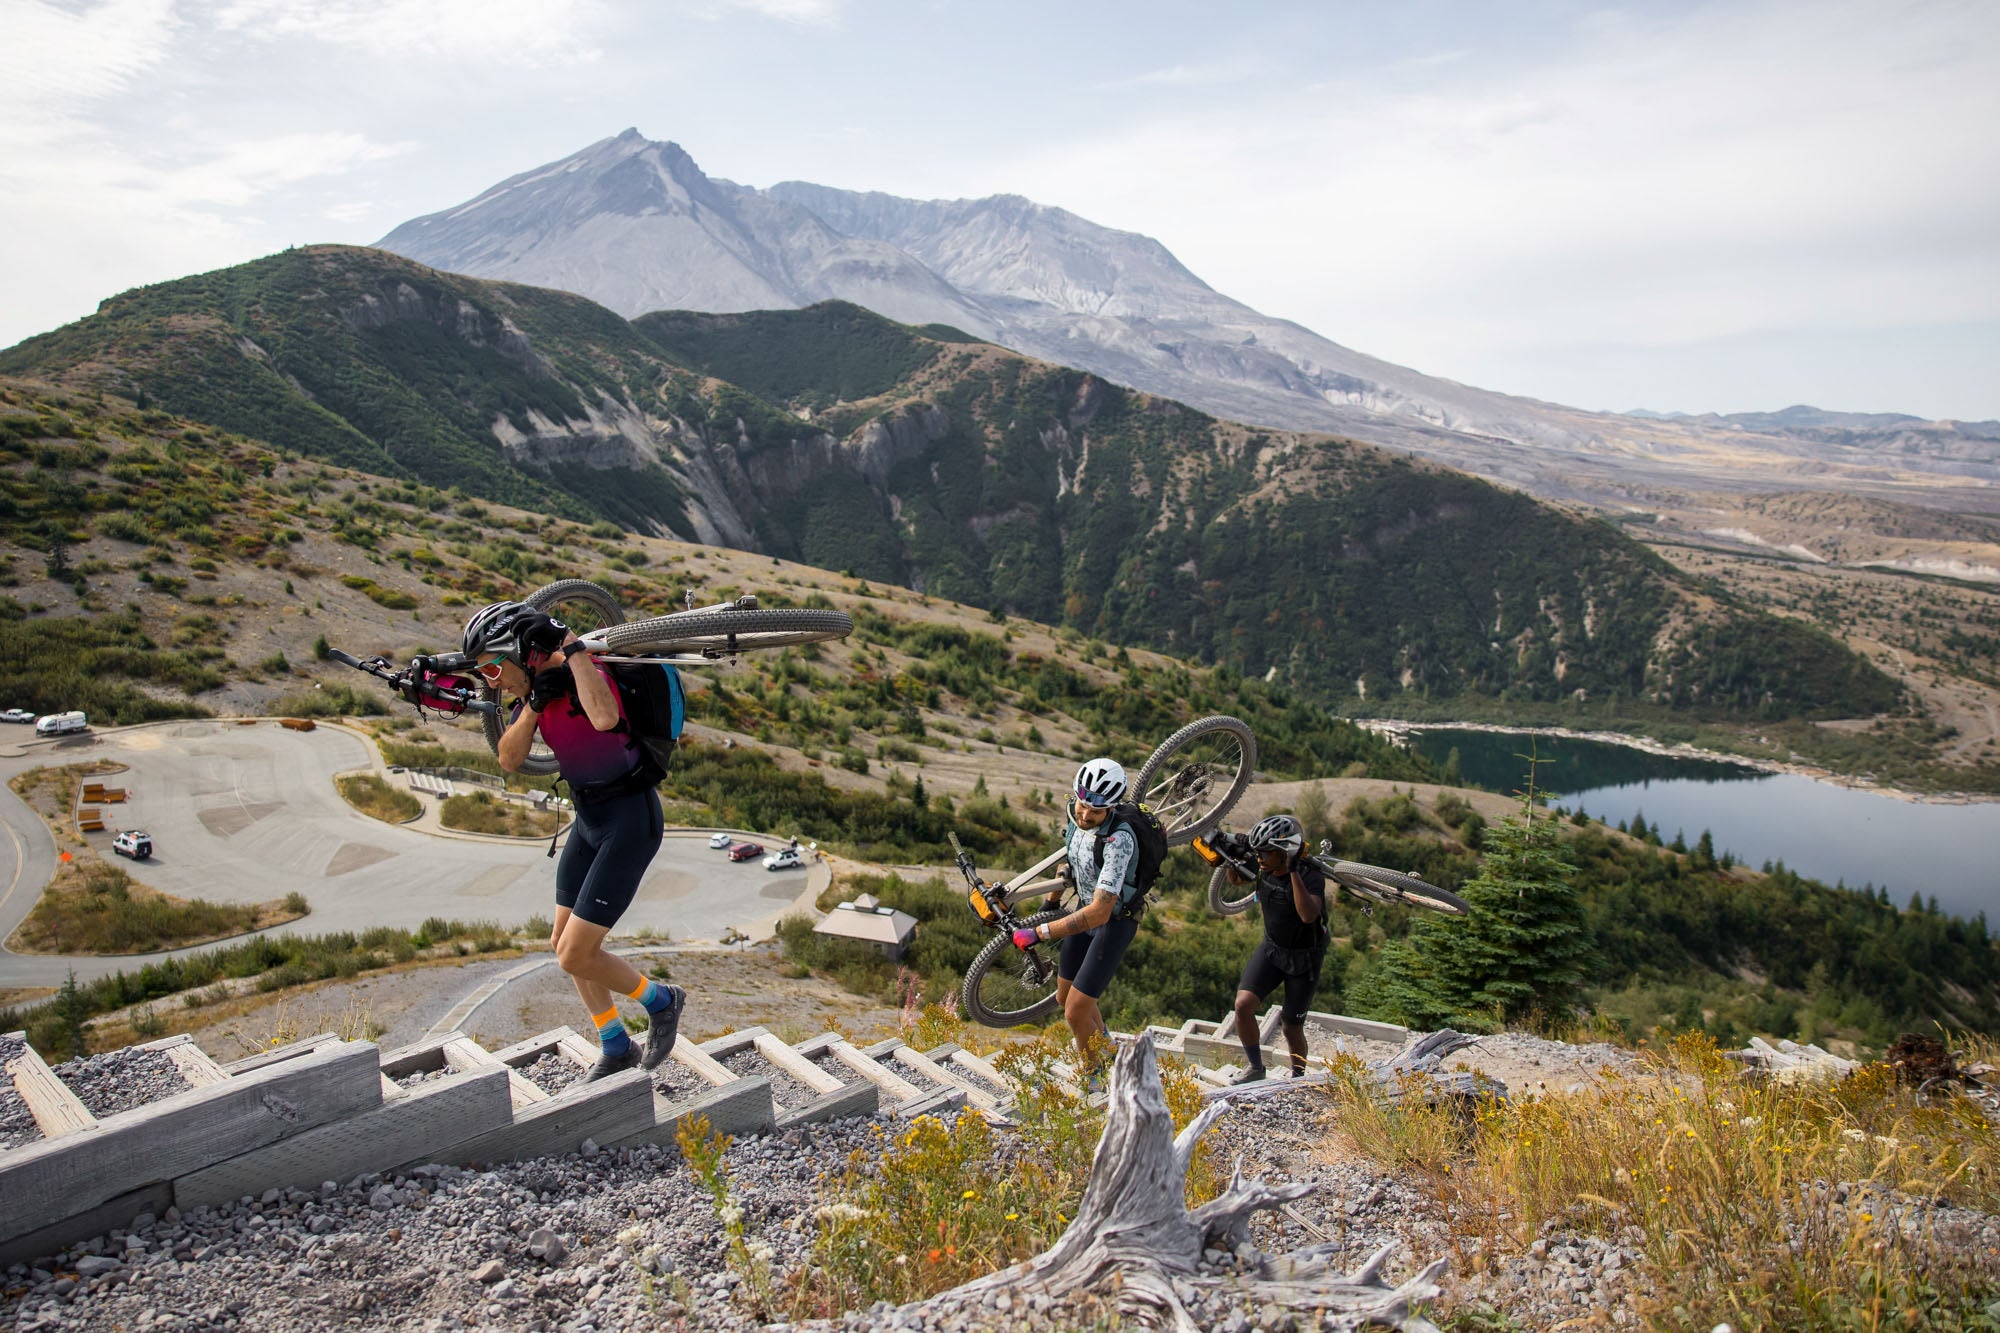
479;579;628;778
596;607;852;658
1132;715;1257;847
961;910;1065;1028
1322;859;1469;916
1207;865;1258;916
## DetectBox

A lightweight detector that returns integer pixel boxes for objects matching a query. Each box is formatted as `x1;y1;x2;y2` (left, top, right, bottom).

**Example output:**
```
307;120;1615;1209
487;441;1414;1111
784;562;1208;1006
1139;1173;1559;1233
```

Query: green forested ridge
633;301;945;409
0;245;1899;727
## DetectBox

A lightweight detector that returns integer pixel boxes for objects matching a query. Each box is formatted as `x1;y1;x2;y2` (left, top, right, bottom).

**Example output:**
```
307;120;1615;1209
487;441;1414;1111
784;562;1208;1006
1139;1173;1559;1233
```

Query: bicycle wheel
960;910;1065;1028
479;580;628;778
595;608;852;658
1323;859;1469;916
1132;715;1257;847
1207;865;1258;916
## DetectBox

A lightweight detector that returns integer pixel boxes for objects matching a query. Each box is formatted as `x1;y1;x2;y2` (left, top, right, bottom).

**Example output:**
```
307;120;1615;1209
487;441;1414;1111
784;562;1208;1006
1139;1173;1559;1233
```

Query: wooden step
891;1044;1013;1124
140;1034;228;1089
825;1038;937;1116
3;1034;96;1140
0;1041;381;1263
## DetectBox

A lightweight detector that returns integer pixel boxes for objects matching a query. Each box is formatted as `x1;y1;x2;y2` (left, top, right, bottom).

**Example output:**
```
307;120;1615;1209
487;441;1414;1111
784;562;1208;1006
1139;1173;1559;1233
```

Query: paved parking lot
0;721;819;985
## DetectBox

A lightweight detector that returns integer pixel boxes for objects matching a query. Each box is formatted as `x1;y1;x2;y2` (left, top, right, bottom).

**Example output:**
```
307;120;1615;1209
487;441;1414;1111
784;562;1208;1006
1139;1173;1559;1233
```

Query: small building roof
813;900;918;945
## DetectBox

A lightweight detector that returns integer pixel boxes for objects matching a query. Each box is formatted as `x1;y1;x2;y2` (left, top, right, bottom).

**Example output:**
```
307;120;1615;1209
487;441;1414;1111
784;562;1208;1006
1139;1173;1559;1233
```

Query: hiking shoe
640;985;686;1070
585;1045;639;1082
1230;1065;1268;1085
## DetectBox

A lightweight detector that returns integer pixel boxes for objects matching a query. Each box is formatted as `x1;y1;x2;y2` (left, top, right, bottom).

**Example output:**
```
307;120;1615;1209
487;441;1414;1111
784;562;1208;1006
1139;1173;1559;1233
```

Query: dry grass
5;859;305;954
791;1016;1221;1318
226;995;388;1057
335;771;421;824
439;790;560;837
1324;1032;2000;1331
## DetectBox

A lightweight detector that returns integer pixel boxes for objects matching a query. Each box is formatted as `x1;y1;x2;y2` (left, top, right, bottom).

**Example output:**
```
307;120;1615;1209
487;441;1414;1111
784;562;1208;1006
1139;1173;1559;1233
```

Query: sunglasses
1073;789;1115;810
473;654;511;684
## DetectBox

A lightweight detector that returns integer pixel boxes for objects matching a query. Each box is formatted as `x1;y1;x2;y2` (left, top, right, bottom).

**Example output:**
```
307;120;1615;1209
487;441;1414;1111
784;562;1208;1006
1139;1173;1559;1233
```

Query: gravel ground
721;1050;812;1110
52;1048;190;1118
0;1115;892;1332
0;1035;41;1151
393;1067;462;1089
517;1053;586;1097
649;1059;710;1105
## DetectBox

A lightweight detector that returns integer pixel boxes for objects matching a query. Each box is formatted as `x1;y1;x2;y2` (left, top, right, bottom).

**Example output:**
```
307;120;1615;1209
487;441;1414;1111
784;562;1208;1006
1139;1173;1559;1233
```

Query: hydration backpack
1097;801;1169;913
606;660;687;777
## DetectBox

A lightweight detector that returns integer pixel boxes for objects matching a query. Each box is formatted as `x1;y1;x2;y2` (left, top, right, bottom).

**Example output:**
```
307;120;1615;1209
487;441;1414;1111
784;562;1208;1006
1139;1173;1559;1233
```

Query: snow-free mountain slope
376;132;2000;514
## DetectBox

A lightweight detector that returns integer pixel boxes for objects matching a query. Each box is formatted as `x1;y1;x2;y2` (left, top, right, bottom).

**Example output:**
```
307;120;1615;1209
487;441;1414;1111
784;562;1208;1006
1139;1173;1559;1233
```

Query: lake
1403;727;2000;922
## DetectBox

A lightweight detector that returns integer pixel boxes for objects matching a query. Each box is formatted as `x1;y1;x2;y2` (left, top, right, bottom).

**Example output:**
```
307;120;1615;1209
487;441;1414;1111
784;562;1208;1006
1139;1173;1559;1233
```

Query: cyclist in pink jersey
465;601;685;1079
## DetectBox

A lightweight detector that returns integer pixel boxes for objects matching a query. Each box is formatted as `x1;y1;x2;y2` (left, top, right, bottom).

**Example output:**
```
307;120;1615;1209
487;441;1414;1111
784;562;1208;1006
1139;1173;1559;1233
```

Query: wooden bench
279;718;316;732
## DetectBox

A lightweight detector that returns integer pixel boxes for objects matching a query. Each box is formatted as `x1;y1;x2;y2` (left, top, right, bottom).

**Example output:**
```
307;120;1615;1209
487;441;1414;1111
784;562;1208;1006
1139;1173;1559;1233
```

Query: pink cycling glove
1011;927;1040;950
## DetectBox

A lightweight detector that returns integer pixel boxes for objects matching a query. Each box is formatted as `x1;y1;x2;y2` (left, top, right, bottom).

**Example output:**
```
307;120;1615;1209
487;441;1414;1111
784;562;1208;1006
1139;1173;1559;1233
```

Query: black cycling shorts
1238;938;1328;1023
1057;917;1139;1001
555;786;664;928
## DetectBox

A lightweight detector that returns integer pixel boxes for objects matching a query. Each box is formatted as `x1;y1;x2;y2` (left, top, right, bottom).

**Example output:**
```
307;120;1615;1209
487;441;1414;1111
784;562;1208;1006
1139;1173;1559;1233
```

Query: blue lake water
1405;727;2000;922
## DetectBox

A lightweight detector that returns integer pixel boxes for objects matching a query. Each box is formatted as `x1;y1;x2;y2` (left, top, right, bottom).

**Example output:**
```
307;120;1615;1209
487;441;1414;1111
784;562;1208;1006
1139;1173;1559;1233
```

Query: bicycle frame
951;837;1074;931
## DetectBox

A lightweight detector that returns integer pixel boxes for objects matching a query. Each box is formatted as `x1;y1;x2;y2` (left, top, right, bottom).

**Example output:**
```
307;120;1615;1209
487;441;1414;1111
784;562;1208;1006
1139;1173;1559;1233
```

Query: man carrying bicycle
1223;814;1328;1083
1008;758;1144;1084
466;600;686;1081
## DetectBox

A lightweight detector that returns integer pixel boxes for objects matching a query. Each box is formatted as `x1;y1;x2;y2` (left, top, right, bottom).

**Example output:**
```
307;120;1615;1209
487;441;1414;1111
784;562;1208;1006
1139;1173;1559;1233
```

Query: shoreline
1354;719;2000;807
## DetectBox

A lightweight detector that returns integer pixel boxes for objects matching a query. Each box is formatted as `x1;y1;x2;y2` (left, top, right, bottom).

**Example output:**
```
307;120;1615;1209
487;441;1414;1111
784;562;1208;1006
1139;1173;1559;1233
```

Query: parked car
763;847;803;872
111;830;153;860
35;711;87;736
708;831;734;850
727;841;763;863
0;708;34;724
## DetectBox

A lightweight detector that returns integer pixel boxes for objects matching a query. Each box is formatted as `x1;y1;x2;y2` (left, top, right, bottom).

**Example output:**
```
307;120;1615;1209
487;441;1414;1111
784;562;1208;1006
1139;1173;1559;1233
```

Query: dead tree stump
911;1034;1448;1331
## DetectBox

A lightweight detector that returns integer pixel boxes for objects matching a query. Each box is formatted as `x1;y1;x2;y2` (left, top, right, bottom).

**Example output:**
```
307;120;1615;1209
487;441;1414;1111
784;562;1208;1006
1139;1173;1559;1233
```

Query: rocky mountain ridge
376;130;2000;515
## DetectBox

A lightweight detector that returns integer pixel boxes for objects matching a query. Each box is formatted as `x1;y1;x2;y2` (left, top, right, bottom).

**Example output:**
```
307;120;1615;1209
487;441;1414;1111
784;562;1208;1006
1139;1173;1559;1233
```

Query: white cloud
211;0;607;66
997;0;2000;401
0;0;177;119
700;0;844;24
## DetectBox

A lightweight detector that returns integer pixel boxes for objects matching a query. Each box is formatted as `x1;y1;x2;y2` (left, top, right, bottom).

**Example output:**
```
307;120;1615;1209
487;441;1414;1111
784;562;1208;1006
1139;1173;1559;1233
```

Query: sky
3;0;1998;420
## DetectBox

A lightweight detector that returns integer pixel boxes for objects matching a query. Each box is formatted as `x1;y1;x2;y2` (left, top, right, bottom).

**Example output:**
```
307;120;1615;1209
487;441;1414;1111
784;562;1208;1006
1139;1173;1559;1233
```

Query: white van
34;711;87;737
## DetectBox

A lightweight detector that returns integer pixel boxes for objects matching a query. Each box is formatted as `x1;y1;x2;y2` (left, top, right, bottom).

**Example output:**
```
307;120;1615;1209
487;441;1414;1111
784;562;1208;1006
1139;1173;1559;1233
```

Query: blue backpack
606;661;686;777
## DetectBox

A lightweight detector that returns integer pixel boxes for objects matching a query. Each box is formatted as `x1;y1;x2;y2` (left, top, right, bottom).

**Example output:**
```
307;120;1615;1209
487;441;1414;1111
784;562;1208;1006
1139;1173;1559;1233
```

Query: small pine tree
1694;829;1717;869
910;774;927;809
1353;778;1595;1029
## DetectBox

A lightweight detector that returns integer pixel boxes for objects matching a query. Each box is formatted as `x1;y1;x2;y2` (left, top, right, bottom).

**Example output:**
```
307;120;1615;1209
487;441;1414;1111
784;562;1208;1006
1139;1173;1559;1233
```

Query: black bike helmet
1247;814;1306;859
462;600;542;662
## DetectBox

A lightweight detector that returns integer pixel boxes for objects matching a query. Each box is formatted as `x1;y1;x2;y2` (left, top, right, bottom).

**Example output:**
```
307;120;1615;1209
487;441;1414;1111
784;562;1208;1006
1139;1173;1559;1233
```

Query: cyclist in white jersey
1009;757;1143;1081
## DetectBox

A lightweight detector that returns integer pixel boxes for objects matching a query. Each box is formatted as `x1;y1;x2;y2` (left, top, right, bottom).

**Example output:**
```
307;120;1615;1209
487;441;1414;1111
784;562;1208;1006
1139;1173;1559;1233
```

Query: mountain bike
952;715;1259;1027
331;578;852;777
478;579;852;778
1195;832;1470;917
1130;714;1257;846
952;832;1076;1028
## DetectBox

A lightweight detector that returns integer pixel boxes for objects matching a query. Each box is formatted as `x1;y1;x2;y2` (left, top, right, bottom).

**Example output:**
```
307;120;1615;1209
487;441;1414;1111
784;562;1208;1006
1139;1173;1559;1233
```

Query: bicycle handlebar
326;646;497;717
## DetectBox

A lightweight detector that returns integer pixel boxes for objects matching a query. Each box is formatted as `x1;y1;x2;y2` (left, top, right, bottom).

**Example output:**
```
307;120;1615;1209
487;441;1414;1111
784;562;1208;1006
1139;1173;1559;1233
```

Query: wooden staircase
0;1002;1479;1267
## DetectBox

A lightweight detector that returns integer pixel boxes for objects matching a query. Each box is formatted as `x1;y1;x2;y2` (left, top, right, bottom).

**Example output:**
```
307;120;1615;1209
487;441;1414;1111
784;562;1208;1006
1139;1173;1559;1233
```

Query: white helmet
1072;757;1128;808
1248;814;1306;858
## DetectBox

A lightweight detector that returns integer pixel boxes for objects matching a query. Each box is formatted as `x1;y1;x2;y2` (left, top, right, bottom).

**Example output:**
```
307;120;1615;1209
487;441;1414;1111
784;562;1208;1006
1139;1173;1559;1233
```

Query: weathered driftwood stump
913;1034;1448;1331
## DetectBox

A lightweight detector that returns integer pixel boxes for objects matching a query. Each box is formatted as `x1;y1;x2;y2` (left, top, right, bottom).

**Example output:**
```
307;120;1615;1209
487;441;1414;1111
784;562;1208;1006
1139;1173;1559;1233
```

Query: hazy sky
5;0;1998;419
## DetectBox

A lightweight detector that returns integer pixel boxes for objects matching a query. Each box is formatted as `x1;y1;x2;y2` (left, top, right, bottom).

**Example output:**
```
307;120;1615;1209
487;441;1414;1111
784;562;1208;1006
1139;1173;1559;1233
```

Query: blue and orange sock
628;978;677;1016
592;1006;630;1057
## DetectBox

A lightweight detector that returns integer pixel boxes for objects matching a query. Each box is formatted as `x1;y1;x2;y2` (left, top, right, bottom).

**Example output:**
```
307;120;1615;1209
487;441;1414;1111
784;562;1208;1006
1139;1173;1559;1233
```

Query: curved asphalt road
0;721;818;987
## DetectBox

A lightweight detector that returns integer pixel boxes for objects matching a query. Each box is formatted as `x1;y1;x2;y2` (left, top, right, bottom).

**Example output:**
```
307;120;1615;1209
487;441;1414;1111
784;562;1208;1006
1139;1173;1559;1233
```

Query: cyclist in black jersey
1224;814;1328;1083
466;601;686;1081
